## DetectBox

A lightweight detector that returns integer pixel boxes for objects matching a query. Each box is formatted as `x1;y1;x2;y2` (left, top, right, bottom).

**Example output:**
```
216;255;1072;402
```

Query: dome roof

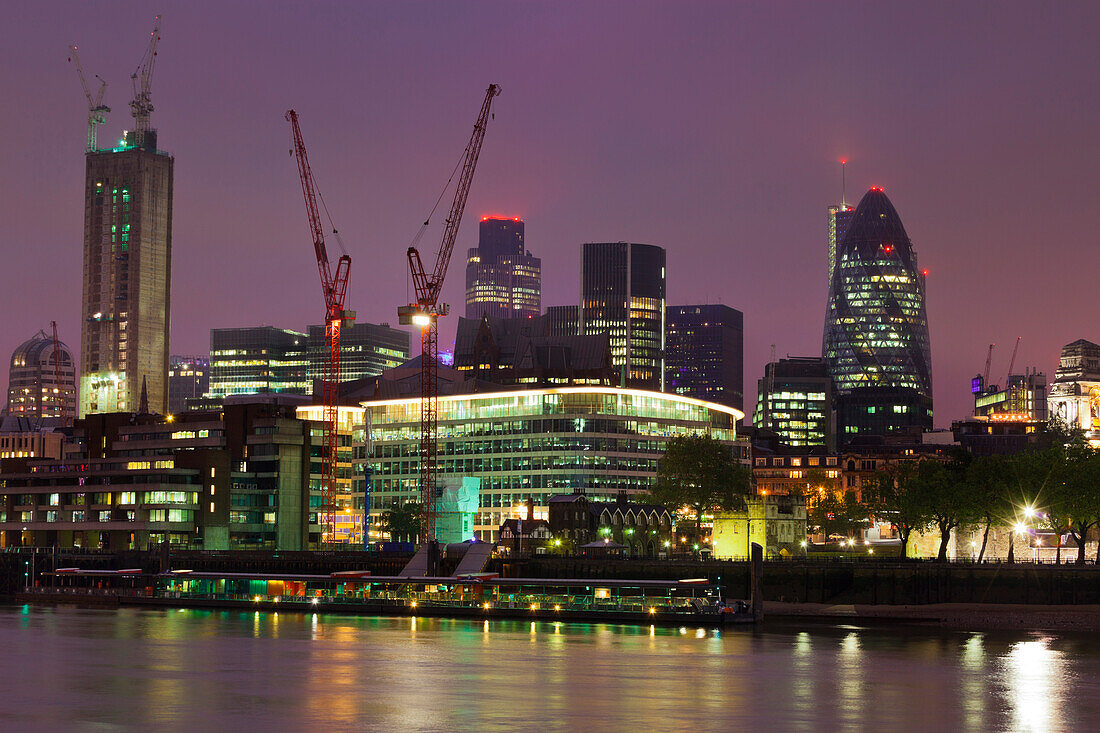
10;331;74;370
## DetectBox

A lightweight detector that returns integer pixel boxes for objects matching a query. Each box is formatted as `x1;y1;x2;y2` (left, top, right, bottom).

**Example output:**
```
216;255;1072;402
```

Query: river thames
3;604;1099;731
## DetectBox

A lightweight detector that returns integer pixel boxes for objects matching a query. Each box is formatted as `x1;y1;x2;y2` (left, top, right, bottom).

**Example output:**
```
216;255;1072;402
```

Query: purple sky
3;1;1099;426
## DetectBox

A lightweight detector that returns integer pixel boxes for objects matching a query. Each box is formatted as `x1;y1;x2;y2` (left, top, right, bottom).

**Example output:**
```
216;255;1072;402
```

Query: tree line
814;436;1100;563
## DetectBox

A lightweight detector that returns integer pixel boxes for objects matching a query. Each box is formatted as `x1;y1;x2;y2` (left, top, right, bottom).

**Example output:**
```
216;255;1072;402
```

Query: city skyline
2;2;1099;425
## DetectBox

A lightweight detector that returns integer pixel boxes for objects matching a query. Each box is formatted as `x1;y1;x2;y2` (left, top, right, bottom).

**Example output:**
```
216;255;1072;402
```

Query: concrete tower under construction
78;22;172;416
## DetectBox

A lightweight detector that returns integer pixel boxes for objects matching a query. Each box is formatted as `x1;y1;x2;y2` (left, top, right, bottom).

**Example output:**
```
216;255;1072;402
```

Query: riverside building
79;130;174;417
0;396;326;550
360;386;743;542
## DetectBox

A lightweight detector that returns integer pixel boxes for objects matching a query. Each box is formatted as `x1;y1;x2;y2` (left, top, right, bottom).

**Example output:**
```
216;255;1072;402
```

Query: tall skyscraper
464;217;541;319
79;129;173;417
580;242;666;390
5;331;77;424
823;187;932;399
544;305;579;336
827;204;853;286
665;304;744;411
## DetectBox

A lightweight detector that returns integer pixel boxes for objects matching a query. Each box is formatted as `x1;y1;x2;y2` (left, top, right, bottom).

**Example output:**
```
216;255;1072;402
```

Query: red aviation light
921;269;929;276
883;244;893;253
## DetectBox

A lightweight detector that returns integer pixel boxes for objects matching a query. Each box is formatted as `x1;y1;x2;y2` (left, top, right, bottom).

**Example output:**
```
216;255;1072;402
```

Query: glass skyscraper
823;187;932;399
464;217;541;319
665;304;744;411
581;242;666;390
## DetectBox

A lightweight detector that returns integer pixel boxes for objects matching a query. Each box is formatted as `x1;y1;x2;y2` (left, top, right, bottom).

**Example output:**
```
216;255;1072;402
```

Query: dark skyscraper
580;242;666;390
823;188;932;400
665;304;743;410
79;129;174;417
464;217;541;319
167;355;209;415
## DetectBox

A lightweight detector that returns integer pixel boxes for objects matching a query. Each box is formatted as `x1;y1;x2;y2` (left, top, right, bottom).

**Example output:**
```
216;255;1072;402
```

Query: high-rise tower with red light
823;187;932;398
464;217;541;319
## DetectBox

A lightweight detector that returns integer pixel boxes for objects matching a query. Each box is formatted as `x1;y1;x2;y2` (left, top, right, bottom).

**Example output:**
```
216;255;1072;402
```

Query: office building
823;187;932;400
80;130;173;417
545;305;579;336
307;321;409;385
666;305;744;411
1049;339;1100;443
972;369;1047;421
580;242;666;390
453;315;614;386
359;386;743;542
208;327;309;398
168;356;209;415
752;357;834;449
465;217;541;319
835;385;933;440
0;396;323;551
826;204;853;287
5;331;77;424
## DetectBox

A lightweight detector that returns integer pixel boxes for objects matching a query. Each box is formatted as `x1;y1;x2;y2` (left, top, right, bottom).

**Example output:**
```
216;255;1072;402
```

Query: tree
379;502;422;544
808;489;868;542
649;435;752;529
864;462;934;556
965;455;1014;562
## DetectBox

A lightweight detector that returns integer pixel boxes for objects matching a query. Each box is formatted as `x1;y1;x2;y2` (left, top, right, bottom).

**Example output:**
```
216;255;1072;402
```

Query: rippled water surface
2;604;1099;731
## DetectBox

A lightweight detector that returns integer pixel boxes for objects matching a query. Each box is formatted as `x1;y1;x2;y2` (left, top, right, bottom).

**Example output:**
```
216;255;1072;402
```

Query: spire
138;375;149;415
840;159;848;209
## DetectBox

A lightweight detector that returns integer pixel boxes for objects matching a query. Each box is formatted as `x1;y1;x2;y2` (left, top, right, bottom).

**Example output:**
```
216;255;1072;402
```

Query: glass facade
306;321;409;384
465;218;541;319
665;304;744;411
6;332;77;423
208;327;309;397
581;243;666;390
753;357;834;449
360;387;742;541
823;188;932;399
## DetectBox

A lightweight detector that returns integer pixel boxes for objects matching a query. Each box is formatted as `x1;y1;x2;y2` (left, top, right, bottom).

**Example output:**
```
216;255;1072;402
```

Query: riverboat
26;569;757;626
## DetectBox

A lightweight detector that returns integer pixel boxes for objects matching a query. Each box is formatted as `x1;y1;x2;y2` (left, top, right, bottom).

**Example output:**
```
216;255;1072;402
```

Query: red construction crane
49;321;65;421
286;109;353;547
399;84;500;543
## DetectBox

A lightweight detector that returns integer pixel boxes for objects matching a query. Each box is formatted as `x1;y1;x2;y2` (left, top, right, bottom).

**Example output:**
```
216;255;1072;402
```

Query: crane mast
400;84;500;544
286;109;353;547
129;15;161;148
67;45;110;152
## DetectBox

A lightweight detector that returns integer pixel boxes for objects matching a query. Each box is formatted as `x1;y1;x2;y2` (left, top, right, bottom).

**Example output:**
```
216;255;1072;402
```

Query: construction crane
399;84;501;543
49;321;65;421
67;45;110;152
129;15;161;148
1006;336;1022;381
286;109;353;547
983;343;995;386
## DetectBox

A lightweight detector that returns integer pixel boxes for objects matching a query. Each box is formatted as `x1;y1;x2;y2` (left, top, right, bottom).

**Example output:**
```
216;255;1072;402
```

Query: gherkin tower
823;188;931;397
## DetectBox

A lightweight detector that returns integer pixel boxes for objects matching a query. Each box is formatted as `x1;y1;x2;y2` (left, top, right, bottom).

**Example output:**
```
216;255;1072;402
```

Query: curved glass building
823;188;932;398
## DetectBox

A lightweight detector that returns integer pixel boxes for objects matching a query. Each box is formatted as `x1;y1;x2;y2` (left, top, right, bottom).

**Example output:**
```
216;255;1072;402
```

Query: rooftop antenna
840;158;848;208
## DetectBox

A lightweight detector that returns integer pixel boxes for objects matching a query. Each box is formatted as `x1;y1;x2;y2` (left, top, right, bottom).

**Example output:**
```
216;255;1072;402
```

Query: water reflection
1005;637;1062;733
2;606;1099;731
